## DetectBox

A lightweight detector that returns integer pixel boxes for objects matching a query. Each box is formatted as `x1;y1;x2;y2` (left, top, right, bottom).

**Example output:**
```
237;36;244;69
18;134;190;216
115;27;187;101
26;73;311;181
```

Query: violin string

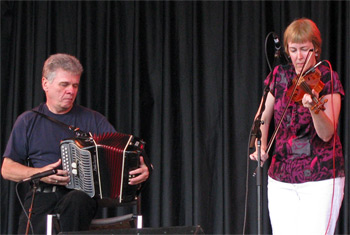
291;49;314;99
265;50;315;153
300;81;319;103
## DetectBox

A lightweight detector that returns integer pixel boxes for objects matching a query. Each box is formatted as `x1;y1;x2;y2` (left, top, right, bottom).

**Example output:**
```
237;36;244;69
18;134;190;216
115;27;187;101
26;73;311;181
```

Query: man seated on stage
1;53;152;234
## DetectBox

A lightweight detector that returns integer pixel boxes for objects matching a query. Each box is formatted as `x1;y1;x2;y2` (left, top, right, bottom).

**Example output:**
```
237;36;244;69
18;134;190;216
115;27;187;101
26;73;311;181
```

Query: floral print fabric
265;64;345;183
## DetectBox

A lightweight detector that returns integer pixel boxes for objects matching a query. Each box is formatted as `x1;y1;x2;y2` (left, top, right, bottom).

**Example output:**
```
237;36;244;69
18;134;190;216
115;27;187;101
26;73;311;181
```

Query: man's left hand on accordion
129;156;150;185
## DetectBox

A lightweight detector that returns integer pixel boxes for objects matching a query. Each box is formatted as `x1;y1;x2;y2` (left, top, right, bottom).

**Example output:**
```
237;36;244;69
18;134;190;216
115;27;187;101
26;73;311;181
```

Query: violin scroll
311;96;328;114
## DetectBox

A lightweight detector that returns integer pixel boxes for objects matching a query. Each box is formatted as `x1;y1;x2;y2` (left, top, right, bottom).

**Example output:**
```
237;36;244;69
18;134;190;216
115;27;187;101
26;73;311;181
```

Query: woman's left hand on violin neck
301;89;319;109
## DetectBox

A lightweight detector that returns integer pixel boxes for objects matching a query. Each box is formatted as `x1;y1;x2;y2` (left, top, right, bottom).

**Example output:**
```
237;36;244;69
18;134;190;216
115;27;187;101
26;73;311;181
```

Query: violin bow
255;49;315;171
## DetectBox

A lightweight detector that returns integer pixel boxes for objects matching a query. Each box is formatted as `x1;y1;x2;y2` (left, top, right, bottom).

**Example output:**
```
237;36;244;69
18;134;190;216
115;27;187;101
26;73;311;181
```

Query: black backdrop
1;1;349;234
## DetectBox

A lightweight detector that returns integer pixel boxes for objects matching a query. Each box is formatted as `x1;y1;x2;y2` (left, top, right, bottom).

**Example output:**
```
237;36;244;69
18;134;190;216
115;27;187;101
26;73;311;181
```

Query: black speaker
59;225;204;234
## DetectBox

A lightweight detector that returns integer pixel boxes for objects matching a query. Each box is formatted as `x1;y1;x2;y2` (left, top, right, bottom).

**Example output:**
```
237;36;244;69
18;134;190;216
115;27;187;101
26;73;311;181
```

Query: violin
286;67;328;114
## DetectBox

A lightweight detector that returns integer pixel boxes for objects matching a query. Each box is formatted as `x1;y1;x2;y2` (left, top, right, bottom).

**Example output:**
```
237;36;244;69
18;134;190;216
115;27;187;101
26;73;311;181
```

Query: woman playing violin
250;18;345;235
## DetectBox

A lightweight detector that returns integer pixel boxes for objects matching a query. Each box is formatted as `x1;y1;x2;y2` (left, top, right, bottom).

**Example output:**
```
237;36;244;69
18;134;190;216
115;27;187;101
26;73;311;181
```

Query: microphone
272;33;282;59
20;169;57;183
272;33;289;64
304;61;323;76
272;33;281;52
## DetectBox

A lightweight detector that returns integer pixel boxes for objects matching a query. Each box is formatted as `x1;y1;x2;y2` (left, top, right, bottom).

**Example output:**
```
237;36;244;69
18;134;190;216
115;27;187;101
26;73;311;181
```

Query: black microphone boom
20;169;57;183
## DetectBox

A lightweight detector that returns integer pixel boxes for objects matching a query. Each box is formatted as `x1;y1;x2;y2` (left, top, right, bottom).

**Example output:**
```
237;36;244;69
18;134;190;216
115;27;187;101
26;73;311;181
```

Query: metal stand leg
136;215;143;229
136;195;143;228
46;214;60;235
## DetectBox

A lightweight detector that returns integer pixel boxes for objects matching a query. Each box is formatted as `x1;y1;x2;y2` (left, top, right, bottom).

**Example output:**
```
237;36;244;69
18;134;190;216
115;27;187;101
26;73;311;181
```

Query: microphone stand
25;179;40;235
249;120;263;234
249;50;280;235
21;169;58;235
249;86;268;235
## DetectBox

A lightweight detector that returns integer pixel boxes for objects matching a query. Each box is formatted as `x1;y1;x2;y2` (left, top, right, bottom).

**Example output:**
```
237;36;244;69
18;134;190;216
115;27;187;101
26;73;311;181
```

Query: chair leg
135;215;143;229
135;195;142;228
46;214;60;235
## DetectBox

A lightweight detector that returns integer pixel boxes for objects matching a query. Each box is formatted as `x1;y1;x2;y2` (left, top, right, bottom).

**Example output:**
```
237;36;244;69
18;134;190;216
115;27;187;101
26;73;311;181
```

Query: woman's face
288;41;316;74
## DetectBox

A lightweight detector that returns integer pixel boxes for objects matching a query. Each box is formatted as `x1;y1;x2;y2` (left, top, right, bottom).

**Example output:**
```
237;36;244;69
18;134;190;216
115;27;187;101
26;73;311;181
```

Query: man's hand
128;156;150;185
40;159;70;185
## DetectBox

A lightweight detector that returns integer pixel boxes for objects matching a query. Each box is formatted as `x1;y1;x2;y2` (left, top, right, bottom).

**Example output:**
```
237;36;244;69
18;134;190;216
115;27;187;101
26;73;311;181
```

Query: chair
46;196;143;235
89;195;143;230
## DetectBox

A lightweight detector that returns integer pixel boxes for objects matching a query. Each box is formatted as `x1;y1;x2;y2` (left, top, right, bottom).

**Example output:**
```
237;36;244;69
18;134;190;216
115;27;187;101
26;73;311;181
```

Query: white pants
268;176;345;235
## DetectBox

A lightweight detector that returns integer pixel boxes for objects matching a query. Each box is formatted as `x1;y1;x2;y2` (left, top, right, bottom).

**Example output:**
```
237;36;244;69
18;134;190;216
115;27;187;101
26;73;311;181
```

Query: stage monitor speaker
59;225;204;234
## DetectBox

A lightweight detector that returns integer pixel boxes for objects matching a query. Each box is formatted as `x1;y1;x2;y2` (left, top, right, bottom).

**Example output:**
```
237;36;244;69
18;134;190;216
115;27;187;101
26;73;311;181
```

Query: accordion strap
31;110;88;137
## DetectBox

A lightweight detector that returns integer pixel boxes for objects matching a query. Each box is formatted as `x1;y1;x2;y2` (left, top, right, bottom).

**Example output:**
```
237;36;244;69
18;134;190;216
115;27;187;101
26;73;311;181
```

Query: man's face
42;69;80;114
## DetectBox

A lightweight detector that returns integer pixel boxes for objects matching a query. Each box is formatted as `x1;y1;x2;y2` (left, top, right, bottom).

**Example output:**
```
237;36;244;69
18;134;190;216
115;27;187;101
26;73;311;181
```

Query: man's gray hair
42;53;83;81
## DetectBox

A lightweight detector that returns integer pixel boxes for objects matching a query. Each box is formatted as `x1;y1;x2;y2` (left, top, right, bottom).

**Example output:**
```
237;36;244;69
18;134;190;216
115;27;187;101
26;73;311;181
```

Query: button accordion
60;132;145;203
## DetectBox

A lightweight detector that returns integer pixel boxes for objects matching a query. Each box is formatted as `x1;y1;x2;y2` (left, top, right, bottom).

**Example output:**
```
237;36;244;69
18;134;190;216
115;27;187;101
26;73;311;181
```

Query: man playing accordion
1;53;152;234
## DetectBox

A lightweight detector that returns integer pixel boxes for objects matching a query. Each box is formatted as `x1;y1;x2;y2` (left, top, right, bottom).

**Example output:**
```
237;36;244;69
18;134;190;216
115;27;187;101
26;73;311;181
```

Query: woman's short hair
283;18;322;61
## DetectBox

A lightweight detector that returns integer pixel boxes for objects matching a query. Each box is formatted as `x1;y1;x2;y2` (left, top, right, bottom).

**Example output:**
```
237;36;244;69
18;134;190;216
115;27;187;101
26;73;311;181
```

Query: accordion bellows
60;132;144;203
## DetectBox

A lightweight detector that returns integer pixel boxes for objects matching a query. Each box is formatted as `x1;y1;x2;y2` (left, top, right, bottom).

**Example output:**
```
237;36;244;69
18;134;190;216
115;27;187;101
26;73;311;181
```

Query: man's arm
1;157;69;185
1;157;40;182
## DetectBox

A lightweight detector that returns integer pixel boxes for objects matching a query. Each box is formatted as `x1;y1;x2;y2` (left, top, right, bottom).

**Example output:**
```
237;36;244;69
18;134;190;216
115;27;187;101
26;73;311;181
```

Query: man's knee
56;190;97;232
57;190;97;213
